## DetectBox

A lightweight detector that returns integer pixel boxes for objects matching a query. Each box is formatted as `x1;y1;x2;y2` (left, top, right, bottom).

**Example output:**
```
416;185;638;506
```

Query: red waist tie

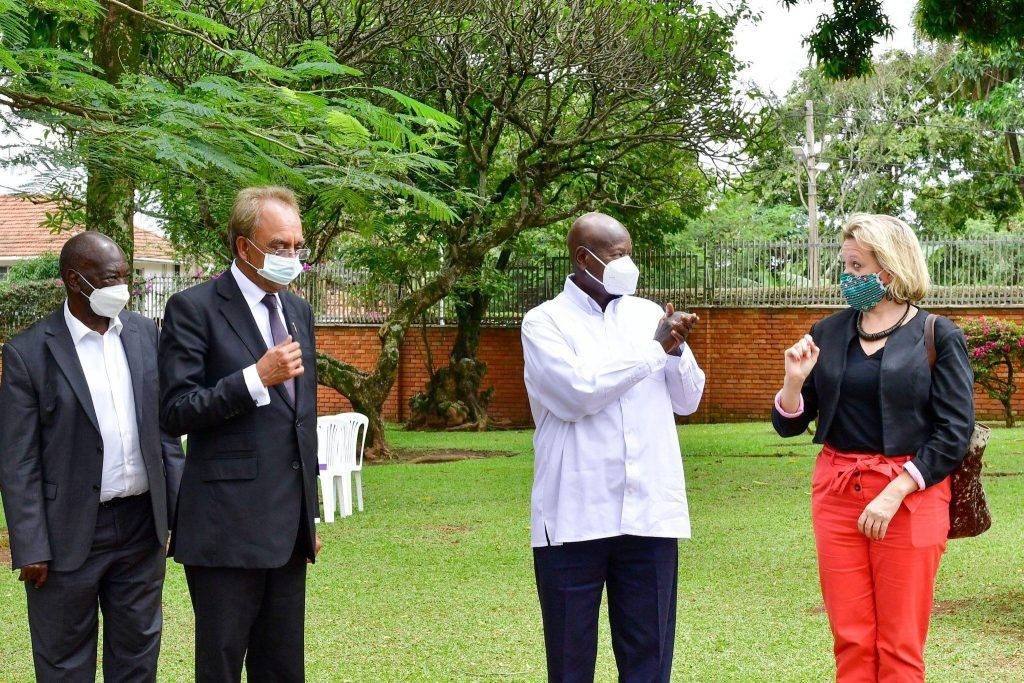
821;445;923;512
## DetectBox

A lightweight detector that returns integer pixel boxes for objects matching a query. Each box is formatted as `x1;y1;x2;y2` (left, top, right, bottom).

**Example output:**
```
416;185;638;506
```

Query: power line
777;107;1024;137
819;154;1024;180
815;110;1020;137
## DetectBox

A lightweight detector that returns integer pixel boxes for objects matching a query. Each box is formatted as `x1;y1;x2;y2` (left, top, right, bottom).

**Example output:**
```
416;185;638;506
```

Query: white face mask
243;238;304;286
583;247;640;296
74;271;130;319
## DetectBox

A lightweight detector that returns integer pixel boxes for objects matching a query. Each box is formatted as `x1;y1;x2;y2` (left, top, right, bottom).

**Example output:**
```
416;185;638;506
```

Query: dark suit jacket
158;270;319;568
772;307;975;487
0;308;185;572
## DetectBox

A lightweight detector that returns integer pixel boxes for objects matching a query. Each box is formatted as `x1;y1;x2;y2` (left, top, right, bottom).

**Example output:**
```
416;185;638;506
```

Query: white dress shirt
522;277;706;547
230;261;286;407
64;302;148;501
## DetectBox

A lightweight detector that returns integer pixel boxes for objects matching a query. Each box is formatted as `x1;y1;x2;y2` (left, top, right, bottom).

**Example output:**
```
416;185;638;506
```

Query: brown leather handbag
925;314;993;539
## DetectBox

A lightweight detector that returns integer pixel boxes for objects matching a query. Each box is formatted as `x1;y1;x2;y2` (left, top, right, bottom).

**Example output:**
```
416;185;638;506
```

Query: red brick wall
314;326;530;425
312;307;1024;426
3;308;1021;425
683;307;1024;424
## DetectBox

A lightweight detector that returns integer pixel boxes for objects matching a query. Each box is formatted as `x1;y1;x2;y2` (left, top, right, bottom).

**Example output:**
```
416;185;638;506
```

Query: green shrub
0;279;65;343
4;253;60;282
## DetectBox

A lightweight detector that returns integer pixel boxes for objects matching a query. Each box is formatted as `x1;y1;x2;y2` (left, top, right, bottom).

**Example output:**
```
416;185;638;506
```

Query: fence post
703;241;711;305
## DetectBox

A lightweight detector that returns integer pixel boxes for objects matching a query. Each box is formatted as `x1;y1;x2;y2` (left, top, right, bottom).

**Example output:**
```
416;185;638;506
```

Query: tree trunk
314;203;540;450
316;349;397;460
315;262;465;457
1001;399;1014;428
407;246;513;430
86;1;144;265
406;287;493;430
315;348;391;458
86;170;136;265
1003;361;1015;428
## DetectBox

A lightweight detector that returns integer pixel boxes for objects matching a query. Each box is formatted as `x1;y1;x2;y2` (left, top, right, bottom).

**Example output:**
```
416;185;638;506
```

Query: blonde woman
772;214;974;682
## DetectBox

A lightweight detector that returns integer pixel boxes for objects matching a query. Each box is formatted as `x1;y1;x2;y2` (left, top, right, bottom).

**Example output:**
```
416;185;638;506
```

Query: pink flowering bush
961;317;1024;427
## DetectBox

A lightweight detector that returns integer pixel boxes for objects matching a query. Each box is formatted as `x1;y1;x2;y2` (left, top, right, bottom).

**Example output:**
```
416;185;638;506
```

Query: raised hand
784;334;819;383
255;336;303;387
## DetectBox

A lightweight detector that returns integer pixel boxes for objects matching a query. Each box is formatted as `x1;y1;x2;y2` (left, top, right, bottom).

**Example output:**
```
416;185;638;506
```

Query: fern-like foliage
0;0;458;264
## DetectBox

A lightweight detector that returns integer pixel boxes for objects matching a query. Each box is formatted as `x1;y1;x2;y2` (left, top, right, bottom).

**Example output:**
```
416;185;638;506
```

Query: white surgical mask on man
242;237;304;286
73;270;130;319
583;247;640;296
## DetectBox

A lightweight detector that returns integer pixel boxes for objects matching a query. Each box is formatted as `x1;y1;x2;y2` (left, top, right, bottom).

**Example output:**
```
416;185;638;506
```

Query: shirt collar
563;275;618;315
230;260;277;310
63;300;122;345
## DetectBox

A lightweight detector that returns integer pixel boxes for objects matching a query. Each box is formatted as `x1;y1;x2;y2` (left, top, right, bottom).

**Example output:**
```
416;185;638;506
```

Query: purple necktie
262;294;295;402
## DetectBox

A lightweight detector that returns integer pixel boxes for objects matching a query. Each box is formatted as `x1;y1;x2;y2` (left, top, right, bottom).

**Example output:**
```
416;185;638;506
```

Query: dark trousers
184;493;311;683
184;553;307;683
533;535;678;683
25;493;164;683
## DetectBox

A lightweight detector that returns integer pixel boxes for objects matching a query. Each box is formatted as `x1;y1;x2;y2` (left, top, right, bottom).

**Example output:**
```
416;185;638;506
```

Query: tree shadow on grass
804;590;1024;636
933;591;1024;675
933;590;1024;634
388;448;515;465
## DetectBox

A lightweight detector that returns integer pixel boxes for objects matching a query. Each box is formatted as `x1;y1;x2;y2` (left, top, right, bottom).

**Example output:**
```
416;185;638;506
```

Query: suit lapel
217;272;296;411
216;273;270;364
43;311;100;435
119;316;148;435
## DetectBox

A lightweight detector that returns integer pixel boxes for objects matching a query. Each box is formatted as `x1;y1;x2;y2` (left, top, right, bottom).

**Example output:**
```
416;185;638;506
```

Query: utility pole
791;99;828;286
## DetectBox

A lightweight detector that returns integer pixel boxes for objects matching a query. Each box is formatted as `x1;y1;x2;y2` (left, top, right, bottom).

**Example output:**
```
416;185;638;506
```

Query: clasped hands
654;303;698;354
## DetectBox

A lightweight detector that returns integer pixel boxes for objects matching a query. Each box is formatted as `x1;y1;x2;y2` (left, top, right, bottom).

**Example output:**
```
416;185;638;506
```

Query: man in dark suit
0;232;185;682
158;185;321;682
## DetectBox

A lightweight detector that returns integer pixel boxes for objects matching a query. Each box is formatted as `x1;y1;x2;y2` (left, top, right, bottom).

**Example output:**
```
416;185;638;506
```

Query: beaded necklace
856;303;911;341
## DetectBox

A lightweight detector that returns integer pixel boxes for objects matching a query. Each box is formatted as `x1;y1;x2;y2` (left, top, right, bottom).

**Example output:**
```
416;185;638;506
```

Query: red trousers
811;446;951;683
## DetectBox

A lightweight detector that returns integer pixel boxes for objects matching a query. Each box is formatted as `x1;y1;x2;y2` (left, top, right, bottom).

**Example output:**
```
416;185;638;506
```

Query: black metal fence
128;239;1024;326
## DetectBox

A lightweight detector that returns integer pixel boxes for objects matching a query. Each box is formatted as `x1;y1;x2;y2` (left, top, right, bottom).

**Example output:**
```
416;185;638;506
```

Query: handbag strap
924;313;938;369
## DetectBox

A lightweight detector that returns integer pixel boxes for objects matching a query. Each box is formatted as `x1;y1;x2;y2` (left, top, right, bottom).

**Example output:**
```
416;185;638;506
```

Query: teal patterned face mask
840;271;887;311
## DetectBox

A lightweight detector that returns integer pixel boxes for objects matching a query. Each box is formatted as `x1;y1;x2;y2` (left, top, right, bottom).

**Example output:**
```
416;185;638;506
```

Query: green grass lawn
1;423;1022;681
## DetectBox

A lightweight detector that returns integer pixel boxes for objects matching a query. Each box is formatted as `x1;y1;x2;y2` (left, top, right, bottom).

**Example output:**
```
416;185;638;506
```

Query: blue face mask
840;271;887;311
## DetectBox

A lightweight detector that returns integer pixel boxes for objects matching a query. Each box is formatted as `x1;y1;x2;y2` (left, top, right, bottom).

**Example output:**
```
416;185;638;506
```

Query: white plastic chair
333;412;368;516
314;417;334;523
316;412;368;522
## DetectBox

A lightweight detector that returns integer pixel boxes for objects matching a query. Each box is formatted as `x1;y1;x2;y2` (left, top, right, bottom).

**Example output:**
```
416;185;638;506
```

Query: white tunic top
522;277;705;547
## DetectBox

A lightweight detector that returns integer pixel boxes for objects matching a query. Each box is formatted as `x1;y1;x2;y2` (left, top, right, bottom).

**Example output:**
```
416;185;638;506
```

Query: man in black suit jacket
158;186;321;682
0;232;185;682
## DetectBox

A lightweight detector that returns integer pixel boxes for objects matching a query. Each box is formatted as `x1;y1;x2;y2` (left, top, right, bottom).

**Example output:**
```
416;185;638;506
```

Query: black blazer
772;307;975;487
0;308;185;572
158;270;319;568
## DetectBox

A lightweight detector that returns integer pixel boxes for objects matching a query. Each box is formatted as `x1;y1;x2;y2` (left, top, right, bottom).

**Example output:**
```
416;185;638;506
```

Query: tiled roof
0;195;175;261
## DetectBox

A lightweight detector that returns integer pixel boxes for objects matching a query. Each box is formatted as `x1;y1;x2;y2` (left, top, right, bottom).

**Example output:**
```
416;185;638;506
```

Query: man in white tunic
522;212;705;683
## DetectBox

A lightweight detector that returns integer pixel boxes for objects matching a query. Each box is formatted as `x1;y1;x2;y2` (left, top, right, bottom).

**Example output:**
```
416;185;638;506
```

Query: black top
827;340;884;453
772;307;975;488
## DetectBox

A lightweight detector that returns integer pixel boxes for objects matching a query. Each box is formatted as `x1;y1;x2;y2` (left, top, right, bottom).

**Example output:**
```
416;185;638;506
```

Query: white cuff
677;342;697;367
903;462;926;491
243;364;271;407
774;390;804;418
